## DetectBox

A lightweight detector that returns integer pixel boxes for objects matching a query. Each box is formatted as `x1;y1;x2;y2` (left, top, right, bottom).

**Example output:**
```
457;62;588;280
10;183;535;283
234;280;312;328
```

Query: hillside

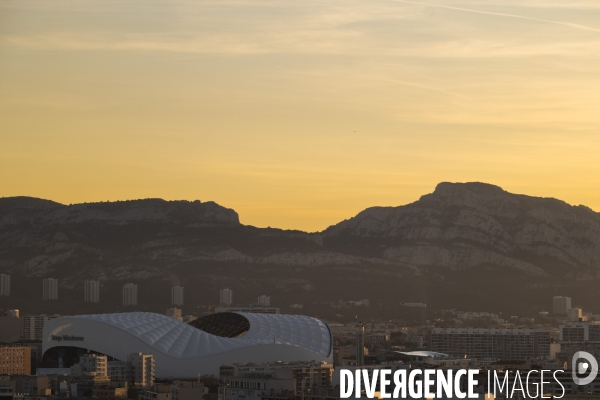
1;183;599;320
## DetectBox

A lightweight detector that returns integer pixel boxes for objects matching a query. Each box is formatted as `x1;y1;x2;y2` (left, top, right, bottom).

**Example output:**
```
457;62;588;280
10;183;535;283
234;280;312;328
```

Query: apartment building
129;353;155;388
108;353;155;387
557;322;600;365
84;280;100;303
70;354;108;377
123;283;138;306
0;346;31;375
257;295;270;306
0;275;10;296
42;278;58;301
553;296;571;315
429;328;551;359
220;289;233;305
21;314;61;341
560;322;600;341
171;286;184;306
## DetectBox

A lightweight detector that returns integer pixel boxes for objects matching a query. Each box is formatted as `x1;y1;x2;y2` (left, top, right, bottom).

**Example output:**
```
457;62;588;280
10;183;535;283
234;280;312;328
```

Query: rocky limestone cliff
323;182;600;277
0;198;240;228
1;183;600;316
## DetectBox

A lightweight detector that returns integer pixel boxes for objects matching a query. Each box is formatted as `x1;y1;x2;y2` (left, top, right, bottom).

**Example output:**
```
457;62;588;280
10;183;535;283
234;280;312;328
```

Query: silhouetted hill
1;183;599;320
324;182;600;277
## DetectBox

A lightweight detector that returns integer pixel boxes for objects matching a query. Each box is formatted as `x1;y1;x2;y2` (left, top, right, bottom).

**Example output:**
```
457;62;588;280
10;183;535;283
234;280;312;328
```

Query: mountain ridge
1;182;599;318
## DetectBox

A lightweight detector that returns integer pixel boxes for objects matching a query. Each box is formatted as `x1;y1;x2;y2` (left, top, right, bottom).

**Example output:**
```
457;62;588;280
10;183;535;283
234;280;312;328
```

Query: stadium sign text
51;335;84;342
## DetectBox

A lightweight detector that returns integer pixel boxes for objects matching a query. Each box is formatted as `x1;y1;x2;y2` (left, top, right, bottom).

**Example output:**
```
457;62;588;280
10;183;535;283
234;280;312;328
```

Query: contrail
393;0;600;33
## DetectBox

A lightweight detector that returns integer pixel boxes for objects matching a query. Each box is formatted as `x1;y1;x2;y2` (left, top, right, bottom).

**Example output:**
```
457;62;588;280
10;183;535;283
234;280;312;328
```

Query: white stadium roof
43;311;333;377
65;311;331;358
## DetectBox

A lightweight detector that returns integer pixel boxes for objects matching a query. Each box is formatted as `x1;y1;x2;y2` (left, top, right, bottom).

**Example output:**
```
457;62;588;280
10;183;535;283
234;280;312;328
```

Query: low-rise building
139;384;171;400
166;308;182;321
408;335;424;348
567;307;584;322
214;306;280;314
0;377;15;400
220;372;295;400
12;375;50;396
93;385;128;399
334;344;368;366
220;361;333;400
70;375;111;399
171;380;204;400
365;333;390;348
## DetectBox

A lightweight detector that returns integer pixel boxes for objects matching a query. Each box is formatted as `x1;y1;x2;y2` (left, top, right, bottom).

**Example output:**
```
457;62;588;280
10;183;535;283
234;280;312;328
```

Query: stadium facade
42;312;333;378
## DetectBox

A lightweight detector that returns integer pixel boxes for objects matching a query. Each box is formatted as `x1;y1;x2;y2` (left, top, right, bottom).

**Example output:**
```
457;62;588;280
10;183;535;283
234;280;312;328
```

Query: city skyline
2;0;600;395
2;1;600;231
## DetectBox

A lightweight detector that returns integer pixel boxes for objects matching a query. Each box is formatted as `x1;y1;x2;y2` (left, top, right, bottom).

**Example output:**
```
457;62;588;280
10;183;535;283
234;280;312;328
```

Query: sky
1;0;600;232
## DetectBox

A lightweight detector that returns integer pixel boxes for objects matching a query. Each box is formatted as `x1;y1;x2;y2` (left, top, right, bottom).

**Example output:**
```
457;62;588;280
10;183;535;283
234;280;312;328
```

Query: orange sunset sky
1;0;600;231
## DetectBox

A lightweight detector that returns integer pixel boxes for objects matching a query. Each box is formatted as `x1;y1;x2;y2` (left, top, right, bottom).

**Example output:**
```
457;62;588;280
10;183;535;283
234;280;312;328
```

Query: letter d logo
572;351;598;385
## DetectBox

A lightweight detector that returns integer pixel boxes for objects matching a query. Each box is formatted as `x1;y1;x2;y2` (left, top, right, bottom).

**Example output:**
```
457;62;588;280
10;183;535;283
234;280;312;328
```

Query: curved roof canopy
58;311;332;359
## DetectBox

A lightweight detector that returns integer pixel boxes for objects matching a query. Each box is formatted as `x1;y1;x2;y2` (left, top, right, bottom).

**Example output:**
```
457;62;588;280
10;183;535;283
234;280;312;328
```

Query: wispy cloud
393;0;600;32
4;32;598;60
2;0;599;59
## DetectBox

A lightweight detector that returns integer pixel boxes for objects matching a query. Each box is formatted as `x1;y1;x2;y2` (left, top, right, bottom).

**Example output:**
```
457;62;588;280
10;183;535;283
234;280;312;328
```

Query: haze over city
2;0;600;232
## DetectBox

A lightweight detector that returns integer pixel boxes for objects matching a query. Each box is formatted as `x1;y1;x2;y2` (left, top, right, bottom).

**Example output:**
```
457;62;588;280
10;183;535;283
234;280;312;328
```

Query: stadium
42;311;333;377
